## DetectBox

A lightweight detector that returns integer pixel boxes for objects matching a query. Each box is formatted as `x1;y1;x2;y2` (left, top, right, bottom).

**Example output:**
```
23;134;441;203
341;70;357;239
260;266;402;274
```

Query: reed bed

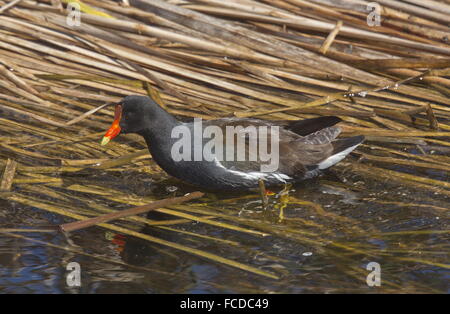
0;0;449;289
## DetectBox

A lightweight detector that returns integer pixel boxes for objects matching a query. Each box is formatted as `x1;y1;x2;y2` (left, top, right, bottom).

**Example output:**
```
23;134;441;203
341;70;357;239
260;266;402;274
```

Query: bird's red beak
101;104;122;146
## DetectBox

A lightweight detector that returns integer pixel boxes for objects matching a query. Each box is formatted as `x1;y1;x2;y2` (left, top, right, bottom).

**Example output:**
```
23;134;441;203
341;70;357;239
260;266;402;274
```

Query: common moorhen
101;95;364;191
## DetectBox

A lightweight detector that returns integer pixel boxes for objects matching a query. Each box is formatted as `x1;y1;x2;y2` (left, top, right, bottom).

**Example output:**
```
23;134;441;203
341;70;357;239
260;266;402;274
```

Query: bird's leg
276;183;292;222
258;179;269;210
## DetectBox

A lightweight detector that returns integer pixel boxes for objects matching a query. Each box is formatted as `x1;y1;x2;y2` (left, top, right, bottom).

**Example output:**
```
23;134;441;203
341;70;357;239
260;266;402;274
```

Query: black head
119;95;158;134
101;95;178;146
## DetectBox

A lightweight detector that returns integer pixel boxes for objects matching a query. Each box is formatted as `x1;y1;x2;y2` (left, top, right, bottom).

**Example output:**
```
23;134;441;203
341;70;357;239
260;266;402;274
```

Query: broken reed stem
60;191;204;232
0;0;23;14
0;158;17;191
426;104;439;130
319;20;343;55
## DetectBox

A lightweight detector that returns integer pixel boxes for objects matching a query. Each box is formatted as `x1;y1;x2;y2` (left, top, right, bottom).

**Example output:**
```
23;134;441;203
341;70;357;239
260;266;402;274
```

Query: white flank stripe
213;159;291;183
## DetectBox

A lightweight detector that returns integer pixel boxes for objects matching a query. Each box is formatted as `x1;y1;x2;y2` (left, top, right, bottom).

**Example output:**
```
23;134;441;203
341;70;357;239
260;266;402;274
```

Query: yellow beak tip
100;137;110;146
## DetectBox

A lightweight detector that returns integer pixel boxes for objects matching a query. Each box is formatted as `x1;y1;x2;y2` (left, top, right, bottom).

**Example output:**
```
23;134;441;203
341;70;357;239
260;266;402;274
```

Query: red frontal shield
101;104;122;146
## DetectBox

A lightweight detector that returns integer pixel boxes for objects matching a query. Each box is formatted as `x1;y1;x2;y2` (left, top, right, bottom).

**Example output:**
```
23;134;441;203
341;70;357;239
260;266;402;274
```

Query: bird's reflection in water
117;210;197;292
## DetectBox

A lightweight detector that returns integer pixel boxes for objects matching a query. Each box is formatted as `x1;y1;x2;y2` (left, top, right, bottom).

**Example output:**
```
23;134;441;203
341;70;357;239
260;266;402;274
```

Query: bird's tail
317;135;365;170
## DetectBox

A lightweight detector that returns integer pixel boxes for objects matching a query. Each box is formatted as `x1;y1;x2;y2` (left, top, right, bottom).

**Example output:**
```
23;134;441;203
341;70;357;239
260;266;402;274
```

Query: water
0;159;448;293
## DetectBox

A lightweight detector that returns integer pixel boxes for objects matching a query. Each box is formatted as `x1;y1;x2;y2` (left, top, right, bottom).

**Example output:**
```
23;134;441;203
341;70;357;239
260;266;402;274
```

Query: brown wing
197;117;346;179
269;116;342;136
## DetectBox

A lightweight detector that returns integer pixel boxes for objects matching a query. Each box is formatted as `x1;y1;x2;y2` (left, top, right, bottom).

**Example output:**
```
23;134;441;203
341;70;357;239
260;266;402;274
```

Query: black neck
139;104;180;145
